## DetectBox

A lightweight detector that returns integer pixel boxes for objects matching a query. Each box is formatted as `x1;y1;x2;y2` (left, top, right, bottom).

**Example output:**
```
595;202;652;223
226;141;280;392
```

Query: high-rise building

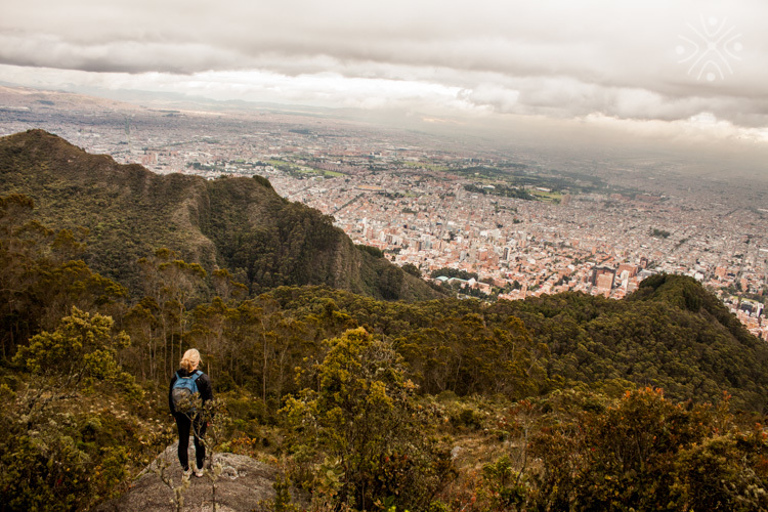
590;267;616;287
596;273;614;295
617;264;638;278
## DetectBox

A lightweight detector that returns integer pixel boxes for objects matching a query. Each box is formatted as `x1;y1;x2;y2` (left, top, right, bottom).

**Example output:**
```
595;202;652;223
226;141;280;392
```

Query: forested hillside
3;130;768;511
0;129;439;302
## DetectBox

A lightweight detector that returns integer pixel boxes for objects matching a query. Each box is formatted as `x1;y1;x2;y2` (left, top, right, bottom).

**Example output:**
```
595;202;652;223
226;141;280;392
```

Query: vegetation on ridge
0;129;439;302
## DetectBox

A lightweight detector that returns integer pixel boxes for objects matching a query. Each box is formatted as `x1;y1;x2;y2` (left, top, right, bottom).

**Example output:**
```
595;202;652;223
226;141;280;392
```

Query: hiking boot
182;468;193;481
194;467;205;478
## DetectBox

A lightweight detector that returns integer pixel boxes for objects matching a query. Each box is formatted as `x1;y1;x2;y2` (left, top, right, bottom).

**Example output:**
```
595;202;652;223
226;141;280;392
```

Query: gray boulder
96;440;279;512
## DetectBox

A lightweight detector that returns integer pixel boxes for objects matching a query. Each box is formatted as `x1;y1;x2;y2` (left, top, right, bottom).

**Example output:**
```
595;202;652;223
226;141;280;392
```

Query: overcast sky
2;0;768;147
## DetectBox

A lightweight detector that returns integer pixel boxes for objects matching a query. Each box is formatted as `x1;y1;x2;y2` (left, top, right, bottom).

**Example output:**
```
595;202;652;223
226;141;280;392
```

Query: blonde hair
180;348;201;372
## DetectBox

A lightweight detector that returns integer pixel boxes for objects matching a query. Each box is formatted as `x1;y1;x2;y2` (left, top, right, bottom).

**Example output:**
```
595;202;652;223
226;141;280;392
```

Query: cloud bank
2;0;768;140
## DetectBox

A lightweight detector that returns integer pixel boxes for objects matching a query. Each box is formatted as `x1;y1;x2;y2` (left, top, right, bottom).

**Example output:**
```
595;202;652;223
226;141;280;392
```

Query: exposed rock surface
97;441;278;512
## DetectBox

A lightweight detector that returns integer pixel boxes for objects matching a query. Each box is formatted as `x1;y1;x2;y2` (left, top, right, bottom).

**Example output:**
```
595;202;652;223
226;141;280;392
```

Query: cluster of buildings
271;168;768;342
2;94;766;340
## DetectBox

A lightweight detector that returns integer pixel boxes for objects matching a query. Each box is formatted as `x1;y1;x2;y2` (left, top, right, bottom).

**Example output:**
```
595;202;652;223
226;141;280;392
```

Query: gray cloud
2;0;768;133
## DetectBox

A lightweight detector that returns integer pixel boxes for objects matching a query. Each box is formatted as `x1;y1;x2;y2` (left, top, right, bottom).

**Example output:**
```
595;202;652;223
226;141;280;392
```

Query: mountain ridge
0;129;440;301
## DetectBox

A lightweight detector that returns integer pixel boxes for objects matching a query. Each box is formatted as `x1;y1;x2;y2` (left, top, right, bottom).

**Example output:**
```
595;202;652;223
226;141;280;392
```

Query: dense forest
2;131;768;512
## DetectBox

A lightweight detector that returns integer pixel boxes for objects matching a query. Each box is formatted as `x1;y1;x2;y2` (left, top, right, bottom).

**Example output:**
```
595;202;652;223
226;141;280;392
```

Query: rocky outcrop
97;442;279;512
0;129;443;302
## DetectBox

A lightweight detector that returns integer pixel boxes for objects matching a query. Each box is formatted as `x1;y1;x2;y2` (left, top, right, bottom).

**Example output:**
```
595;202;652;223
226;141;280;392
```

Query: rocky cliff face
0;130;441;301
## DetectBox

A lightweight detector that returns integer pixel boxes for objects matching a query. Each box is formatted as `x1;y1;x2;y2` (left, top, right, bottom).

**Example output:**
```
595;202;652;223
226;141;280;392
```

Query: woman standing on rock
169;348;214;480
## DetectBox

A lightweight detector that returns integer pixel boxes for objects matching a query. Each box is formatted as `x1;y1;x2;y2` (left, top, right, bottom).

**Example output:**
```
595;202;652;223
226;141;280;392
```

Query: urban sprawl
1;93;766;341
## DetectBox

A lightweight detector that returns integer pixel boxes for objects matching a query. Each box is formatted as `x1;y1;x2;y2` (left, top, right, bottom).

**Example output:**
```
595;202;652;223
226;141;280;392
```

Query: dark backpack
172;370;202;413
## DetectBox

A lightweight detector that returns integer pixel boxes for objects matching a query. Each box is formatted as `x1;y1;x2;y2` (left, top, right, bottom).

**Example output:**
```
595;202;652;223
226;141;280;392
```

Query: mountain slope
259;277;768;410
0;129;440;301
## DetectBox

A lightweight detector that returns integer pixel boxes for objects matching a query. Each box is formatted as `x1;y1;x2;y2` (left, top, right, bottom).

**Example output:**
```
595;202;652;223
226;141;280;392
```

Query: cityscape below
2;84;766;341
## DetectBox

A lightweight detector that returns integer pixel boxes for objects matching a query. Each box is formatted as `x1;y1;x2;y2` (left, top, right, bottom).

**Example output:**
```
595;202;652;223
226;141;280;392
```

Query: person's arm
197;373;214;419
169;373;178;414
198;373;214;403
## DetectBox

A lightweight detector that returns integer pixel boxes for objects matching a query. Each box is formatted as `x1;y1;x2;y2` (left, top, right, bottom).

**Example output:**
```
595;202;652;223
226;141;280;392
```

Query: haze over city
2;0;768;178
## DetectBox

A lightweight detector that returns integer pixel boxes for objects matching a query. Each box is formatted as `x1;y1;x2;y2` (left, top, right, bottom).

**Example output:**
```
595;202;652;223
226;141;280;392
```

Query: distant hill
0;129;440;301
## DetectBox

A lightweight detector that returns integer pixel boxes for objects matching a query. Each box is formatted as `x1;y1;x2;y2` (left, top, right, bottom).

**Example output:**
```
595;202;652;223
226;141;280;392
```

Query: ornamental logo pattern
676;15;743;82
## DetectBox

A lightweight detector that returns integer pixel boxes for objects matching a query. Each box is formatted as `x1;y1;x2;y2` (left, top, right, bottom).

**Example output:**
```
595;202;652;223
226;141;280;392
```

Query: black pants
174;412;207;471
